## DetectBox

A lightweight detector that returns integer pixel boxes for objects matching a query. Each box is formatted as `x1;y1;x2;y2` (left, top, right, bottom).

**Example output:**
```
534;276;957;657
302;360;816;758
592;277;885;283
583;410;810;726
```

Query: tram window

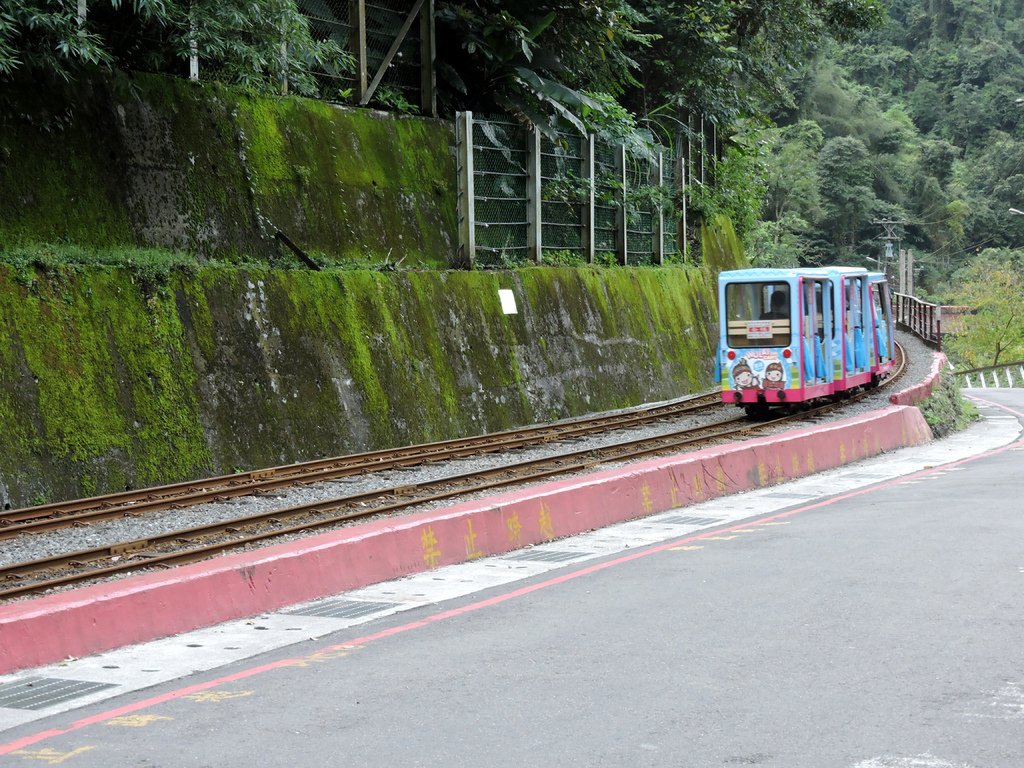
814;282;827;340
848;280;863;330
726;282;790;348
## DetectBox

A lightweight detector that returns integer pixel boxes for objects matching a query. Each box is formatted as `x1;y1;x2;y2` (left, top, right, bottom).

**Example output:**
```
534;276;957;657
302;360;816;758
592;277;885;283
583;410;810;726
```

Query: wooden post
350;0;367;102
456;112;475;268
362;0;426;105
420;0;436;116
907;248;915;296
526;124;543;264
615;144;627;265
581;134;595;264
280;40;288;95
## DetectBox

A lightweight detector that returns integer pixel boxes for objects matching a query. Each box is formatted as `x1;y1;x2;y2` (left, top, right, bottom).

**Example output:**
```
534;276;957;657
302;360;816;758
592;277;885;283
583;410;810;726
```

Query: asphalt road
2;391;1023;768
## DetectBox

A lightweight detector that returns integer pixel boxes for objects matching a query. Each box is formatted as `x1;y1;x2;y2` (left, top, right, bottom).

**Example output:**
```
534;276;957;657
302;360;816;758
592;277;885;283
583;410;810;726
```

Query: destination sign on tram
746;321;773;339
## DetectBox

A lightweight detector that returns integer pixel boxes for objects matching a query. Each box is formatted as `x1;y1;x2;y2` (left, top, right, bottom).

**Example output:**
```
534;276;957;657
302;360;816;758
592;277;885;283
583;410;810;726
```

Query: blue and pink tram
717;267;895;412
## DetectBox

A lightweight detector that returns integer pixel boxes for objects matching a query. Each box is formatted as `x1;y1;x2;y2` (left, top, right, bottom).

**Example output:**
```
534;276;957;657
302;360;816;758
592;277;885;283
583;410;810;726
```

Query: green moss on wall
0;73;456;268
0;265;212;506
0;254;740;508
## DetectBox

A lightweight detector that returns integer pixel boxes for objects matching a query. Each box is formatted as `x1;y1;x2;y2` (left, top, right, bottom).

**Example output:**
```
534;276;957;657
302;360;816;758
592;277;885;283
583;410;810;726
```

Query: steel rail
0;352;907;600
0;392;723;534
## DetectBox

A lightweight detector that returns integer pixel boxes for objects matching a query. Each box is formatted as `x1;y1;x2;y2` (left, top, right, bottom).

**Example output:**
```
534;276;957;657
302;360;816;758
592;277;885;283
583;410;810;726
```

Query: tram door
800;279;828;384
870;282;894;363
844;276;870;374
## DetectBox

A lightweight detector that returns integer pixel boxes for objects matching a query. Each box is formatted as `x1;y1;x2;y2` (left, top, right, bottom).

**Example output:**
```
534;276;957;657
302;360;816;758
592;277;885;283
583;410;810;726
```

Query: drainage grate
285;599;399;620
504;549;591;563
0;677;117;711
659;515;725;526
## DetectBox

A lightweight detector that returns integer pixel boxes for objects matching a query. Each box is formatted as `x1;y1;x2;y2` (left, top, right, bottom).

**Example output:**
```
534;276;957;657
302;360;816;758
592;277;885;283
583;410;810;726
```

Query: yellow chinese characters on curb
506;511;522;546
421;525;442;568
464;518;484;559
538;502;555;541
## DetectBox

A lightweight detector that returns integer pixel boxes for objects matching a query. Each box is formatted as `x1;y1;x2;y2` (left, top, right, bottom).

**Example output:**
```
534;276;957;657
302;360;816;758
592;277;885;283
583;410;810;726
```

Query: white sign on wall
498;289;518;315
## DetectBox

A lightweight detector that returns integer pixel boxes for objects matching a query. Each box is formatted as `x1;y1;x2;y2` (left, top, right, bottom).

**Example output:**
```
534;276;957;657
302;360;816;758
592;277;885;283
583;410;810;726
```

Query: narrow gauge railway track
0;344;905;600
0;392;723;537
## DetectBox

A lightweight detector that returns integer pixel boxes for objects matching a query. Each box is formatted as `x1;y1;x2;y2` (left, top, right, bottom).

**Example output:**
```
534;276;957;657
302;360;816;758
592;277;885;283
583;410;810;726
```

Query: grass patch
1;242;202;294
918;369;978;438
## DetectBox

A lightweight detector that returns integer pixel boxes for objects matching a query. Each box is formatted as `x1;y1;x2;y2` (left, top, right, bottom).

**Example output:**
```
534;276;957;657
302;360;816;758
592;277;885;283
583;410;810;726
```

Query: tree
433;1;652;133
817;135;877;253
624;0;886;126
945;254;1024;368
0;0;345;97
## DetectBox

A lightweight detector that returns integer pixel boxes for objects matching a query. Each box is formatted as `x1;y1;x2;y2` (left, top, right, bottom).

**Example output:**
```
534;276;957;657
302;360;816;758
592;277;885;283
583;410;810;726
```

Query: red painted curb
0;405;933;675
890;352;947;405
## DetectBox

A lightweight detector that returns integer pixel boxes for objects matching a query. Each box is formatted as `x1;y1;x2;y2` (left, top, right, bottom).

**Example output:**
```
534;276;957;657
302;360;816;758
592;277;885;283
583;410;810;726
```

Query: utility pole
871;218;905;290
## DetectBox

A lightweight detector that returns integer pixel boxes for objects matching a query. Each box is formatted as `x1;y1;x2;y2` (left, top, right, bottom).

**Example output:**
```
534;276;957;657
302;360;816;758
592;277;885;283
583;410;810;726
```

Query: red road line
2;403;1021;756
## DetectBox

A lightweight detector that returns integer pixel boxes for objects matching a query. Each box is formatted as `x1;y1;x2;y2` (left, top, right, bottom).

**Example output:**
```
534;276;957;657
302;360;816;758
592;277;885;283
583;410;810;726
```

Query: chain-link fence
75;0;435;114
302;0;428;110
471;117;530;267
457;112;685;268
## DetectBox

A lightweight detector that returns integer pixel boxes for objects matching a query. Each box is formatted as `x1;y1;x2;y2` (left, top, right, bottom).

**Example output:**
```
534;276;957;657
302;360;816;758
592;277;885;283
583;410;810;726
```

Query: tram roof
719;266;868;281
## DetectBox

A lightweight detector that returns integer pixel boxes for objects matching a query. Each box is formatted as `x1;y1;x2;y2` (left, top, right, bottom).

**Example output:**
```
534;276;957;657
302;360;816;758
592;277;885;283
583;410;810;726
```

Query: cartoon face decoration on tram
727;354;790;392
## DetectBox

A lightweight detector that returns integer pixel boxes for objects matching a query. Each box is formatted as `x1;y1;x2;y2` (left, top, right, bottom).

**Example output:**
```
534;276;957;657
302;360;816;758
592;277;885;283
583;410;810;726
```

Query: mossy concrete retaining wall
0;264;724;508
0;73;456;267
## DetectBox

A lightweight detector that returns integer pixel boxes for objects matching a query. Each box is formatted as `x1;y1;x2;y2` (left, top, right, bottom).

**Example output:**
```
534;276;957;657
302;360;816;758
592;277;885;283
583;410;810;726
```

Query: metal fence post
582;134;595;264
675;149;686;260
526;124;543;264
700;116;706;186
653;151;664;266
187;7;199;82
456;111;475;268
615;143;627;265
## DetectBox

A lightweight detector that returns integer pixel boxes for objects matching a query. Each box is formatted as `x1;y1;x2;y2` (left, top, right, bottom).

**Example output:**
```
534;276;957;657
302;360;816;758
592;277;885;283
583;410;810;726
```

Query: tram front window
726;282;791;348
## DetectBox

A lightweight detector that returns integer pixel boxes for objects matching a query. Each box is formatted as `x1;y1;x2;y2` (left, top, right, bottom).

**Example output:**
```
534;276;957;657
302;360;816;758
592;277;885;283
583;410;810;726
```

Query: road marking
668;545;703;551
183;690;254;703
852;756;976;768
10;747;95;764
964;681;1024;721
104;715;172;727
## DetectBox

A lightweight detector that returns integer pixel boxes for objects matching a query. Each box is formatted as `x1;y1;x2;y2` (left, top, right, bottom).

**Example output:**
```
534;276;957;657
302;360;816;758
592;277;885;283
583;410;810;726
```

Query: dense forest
2;0;1022;364
755;0;1024;365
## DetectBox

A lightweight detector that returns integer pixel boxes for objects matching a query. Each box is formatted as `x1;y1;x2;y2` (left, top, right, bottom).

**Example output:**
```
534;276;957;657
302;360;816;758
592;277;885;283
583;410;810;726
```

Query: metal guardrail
958;361;1024;389
893;292;943;350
